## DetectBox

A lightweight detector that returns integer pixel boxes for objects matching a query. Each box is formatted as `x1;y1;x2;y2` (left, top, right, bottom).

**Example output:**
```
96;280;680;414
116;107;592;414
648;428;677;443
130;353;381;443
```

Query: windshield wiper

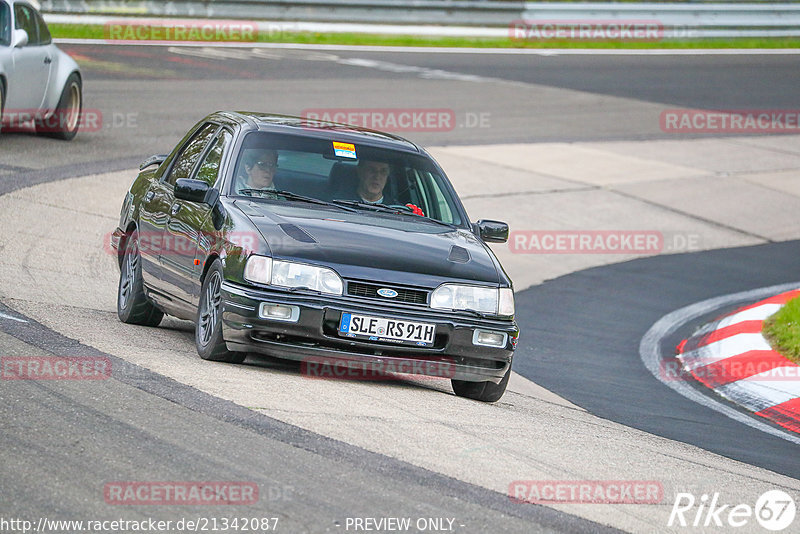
331;200;456;228
240;189;355;212
331;199;400;213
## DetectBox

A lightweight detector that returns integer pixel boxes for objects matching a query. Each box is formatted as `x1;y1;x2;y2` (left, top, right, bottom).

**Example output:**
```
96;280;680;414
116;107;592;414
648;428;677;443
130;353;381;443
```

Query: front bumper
221;281;518;383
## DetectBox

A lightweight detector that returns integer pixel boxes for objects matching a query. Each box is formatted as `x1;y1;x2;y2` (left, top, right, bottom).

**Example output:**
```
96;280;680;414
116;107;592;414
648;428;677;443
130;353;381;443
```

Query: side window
428;176;455;224
195;130;232;187
14;5;38;45
407;169;461;225
165;124;218;186
411;171;431;215
0;4;11;46
33;10;50;45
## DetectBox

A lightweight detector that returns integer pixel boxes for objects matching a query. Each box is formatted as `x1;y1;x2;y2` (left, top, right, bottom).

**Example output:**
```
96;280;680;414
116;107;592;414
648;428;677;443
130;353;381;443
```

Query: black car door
137;178;174;290
160;128;233;308
139;123;218;306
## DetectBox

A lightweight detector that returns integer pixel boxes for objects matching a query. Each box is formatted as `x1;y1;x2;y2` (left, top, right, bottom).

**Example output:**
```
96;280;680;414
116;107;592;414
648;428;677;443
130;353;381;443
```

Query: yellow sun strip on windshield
333;142;357;159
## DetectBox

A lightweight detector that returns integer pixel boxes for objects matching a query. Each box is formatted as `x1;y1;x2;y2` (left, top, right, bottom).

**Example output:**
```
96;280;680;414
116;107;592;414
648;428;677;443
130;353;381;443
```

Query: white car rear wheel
36;72;82;141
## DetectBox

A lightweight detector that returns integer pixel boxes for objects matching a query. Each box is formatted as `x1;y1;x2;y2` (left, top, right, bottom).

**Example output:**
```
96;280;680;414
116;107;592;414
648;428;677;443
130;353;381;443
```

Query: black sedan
112;112;518;401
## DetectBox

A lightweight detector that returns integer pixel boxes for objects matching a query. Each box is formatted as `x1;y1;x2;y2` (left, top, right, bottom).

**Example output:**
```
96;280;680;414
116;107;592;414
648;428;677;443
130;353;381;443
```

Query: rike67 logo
668;490;796;531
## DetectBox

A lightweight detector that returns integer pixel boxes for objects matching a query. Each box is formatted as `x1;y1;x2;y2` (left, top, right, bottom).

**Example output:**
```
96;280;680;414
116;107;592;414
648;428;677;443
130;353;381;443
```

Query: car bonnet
235;200;501;287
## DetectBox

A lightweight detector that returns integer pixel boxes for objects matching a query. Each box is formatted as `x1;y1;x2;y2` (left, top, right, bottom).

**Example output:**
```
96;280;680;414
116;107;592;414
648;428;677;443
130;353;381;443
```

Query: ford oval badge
377;288;398;298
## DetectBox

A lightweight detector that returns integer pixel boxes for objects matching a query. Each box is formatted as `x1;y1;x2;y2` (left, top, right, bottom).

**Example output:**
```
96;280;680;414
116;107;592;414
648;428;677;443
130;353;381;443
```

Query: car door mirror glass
12;29;27;48
476;219;509;243
174;178;212;204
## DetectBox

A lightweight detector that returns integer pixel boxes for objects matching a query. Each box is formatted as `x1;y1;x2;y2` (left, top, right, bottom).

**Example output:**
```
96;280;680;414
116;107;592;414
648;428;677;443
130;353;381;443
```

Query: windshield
228;131;465;227
0;3;10;46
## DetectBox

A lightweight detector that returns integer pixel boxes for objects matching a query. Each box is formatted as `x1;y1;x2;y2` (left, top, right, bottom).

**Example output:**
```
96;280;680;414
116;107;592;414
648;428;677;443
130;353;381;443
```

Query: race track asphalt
2;43;799;533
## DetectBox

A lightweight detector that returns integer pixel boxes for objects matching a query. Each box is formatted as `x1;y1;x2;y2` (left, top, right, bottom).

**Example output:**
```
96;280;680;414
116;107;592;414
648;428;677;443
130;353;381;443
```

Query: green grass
49;23;800;49
764;297;800;364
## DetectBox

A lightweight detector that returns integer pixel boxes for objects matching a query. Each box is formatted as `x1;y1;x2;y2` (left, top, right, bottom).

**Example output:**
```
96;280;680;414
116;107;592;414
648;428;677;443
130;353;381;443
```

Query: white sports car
0;0;82;139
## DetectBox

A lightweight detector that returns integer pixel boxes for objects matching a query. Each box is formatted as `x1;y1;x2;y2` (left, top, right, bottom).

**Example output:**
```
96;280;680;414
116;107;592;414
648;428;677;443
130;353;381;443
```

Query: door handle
44;57;52;64
144;190;155;202
171;204;181;216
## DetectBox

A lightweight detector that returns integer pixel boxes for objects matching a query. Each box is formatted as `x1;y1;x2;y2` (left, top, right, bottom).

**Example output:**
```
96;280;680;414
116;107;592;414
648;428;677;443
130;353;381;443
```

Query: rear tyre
451;366;510;402
117;231;164;327
37;73;82;140
196;259;247;364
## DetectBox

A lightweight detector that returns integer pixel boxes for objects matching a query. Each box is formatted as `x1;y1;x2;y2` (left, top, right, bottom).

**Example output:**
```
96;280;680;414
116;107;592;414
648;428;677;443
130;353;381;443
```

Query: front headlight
431;284;514;317
271;260;343;295
244;255;343;295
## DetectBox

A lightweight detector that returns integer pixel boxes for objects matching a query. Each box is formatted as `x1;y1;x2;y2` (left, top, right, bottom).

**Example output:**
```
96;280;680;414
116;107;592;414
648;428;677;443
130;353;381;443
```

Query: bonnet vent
278;223;317;243
448;245;471;263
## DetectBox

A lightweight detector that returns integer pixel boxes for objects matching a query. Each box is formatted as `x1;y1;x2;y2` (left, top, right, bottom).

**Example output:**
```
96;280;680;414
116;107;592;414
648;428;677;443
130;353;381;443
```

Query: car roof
211;111;423;155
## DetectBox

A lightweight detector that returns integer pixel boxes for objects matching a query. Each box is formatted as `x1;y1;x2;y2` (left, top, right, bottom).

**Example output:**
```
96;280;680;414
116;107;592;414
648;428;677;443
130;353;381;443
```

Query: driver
347;159;395;204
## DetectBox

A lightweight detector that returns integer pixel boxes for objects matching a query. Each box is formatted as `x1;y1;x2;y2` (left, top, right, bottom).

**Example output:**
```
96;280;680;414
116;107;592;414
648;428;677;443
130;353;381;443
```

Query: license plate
338;313;435;347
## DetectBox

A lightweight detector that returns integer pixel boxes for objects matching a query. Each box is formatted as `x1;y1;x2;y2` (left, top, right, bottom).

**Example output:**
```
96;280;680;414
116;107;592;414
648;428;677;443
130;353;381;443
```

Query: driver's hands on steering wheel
404;203;424;216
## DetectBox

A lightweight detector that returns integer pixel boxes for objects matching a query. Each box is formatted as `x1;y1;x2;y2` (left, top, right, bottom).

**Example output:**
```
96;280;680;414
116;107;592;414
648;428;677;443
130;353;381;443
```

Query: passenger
237;149;278;197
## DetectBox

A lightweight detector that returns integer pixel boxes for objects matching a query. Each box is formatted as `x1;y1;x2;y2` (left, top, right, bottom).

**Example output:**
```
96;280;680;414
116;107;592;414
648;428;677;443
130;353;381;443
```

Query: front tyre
117;231;164;327
37;72;82;140
196;259;247;364
451;366;510;402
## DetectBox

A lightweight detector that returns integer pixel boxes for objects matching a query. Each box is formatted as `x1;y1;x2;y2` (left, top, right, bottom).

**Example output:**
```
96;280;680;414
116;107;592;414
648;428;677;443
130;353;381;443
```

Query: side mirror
476;219;509;243
12;29;28;48
175;178;216;204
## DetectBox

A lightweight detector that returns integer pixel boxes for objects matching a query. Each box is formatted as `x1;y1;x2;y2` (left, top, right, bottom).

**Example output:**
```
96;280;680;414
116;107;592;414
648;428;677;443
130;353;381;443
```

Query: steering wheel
388;204;414;212
394;203;425;216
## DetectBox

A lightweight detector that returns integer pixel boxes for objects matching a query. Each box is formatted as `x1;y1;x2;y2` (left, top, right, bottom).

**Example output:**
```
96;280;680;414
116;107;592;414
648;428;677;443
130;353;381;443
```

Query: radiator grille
347;282;428;305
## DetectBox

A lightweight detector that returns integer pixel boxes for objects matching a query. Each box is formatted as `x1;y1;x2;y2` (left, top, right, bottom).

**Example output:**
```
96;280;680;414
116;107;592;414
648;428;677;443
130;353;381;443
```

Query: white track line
639;281;800;445
0;312;27;323
167;46;263;60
